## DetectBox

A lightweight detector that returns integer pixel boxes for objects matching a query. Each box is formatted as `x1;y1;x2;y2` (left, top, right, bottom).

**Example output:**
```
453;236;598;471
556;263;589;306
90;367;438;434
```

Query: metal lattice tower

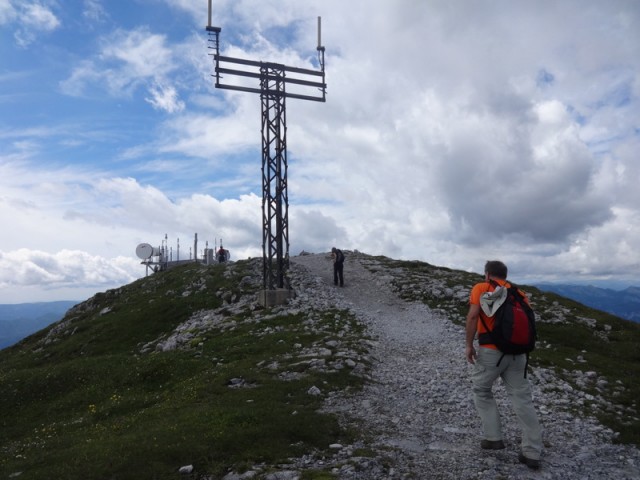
206;9;326;294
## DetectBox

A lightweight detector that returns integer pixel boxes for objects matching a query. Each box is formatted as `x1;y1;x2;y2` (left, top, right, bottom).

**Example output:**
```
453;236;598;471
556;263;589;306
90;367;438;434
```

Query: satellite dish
136;243;159;260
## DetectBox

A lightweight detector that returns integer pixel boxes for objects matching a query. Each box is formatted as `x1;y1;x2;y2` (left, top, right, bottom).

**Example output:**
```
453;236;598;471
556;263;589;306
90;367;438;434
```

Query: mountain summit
1;252;639;479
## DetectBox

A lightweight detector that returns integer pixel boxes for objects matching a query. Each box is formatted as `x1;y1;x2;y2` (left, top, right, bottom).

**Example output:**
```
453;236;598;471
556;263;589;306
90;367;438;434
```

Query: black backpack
335;250;345;264
479;281;537;375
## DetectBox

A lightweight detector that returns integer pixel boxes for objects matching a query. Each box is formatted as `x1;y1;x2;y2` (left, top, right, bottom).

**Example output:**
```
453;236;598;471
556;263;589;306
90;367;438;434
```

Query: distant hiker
217;246;226;263
331;247;345;287
465;260;542;470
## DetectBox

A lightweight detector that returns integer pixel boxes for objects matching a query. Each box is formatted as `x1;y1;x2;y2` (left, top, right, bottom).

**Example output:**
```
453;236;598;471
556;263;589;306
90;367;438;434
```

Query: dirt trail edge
290;252;640;480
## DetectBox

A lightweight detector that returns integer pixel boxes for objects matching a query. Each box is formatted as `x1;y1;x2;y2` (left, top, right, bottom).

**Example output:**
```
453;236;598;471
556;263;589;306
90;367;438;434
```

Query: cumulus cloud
289;209;348;253
146;81;185;113
4;0;61;47
156;108;258;160
82;0;107;23
0;163;265;301
60;27;184;113
425;96;613;244
22;2;59;29
0;248;140;302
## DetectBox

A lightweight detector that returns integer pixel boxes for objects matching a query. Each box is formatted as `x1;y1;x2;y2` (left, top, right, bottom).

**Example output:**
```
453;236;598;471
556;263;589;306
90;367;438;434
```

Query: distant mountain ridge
0;301;78;349
535;284;640;323
2;283;637;351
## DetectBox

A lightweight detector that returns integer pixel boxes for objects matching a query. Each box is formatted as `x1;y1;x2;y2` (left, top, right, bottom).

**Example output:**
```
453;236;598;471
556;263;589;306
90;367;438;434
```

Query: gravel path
290;253;640;480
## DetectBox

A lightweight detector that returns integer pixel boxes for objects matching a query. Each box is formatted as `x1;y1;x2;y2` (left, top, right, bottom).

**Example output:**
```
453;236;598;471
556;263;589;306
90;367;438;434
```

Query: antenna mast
206;4;326;303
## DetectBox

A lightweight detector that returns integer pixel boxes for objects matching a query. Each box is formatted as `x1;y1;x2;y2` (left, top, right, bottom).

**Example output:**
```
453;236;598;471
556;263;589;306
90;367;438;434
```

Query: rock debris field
272;252;640;480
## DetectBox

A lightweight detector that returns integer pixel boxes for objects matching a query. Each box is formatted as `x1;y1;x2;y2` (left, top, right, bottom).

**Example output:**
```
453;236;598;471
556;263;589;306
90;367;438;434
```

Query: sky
1;0;639;304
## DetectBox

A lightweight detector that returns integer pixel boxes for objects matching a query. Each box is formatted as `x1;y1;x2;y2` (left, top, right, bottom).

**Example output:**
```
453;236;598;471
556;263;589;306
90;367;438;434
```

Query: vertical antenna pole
164;234;168;270
194;233;198;262
208;0;212;28
317;17;326;102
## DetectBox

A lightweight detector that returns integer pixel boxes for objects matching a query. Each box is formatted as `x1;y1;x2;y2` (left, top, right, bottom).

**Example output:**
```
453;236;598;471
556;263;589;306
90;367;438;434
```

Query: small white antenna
194;232;198;262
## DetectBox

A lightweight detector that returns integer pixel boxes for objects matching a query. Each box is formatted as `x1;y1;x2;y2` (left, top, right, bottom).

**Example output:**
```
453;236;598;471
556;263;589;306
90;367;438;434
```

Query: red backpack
478;280;537;375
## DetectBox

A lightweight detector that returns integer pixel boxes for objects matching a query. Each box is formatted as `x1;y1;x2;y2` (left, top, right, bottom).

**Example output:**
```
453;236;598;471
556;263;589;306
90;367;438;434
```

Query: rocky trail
285;253;640;480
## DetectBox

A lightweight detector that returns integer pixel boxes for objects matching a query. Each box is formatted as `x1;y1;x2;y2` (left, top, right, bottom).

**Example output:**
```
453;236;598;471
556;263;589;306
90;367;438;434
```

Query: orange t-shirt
469;280;510;350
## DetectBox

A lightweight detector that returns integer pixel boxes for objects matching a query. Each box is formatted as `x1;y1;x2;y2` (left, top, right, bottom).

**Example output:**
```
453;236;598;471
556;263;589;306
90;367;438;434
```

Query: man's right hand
465;345;477;364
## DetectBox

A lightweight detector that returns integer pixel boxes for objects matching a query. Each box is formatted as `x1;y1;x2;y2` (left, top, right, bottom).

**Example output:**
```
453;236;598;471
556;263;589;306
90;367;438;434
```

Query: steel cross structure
206;20;326;292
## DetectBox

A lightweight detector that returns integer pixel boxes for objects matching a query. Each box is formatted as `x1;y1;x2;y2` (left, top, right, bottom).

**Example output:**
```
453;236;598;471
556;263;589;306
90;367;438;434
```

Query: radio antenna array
206;2;326;298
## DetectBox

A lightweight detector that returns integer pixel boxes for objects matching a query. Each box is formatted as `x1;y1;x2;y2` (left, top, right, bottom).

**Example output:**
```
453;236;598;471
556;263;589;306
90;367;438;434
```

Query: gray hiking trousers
471;347;543;460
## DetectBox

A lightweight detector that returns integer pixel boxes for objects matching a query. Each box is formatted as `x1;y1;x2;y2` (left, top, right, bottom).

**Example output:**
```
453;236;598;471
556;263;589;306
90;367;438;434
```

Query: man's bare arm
465;304;480;364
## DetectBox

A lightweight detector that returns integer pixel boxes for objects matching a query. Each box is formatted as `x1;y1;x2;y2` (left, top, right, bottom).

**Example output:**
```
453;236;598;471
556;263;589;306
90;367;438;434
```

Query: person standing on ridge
217;245;226;263
331;247;345;287
465;260;543;470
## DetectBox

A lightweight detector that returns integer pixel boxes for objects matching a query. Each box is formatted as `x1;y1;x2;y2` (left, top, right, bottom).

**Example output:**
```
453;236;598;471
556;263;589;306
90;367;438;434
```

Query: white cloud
22;2;59;29
6;1;61;47
156;108;258;159
146;81;185;113
59;60;102;97
0;0;16;24
0;249;136;286
0;161;265;302
60;27;184;113
100;28;174;78
82;0;107;23
0;248;140;302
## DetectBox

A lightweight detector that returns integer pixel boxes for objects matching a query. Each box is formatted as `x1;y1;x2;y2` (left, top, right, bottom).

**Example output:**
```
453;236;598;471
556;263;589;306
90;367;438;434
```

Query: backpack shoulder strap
478;281;494;340
478;314;491;335
507;282;530;305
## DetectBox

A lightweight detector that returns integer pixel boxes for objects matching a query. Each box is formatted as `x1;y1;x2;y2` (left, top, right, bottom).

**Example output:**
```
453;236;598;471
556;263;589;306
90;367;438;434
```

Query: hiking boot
518;453;541;470
480;439;505;450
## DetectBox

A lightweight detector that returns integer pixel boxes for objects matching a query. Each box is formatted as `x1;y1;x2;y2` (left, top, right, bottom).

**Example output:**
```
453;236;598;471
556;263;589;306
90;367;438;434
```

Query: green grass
0;261;367;479
531;296;640;444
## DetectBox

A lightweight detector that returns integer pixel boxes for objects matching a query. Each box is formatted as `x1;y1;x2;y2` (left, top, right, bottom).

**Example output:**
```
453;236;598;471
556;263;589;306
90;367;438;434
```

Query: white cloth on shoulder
480;286;507;317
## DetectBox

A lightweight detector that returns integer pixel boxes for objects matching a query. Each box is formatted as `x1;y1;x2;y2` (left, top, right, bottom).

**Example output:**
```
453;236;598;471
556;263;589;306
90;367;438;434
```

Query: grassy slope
0;261;365;479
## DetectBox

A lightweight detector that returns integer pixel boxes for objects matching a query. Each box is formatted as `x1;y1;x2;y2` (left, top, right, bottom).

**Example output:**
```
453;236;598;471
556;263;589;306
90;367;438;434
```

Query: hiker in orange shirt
465;260;543;470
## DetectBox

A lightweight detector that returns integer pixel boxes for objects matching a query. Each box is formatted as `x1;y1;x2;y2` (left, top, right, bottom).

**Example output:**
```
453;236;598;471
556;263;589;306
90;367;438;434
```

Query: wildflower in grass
88;404;97;414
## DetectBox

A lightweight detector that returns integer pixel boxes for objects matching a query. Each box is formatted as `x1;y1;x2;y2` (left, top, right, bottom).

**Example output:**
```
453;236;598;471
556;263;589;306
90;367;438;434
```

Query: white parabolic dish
136;243;159;260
